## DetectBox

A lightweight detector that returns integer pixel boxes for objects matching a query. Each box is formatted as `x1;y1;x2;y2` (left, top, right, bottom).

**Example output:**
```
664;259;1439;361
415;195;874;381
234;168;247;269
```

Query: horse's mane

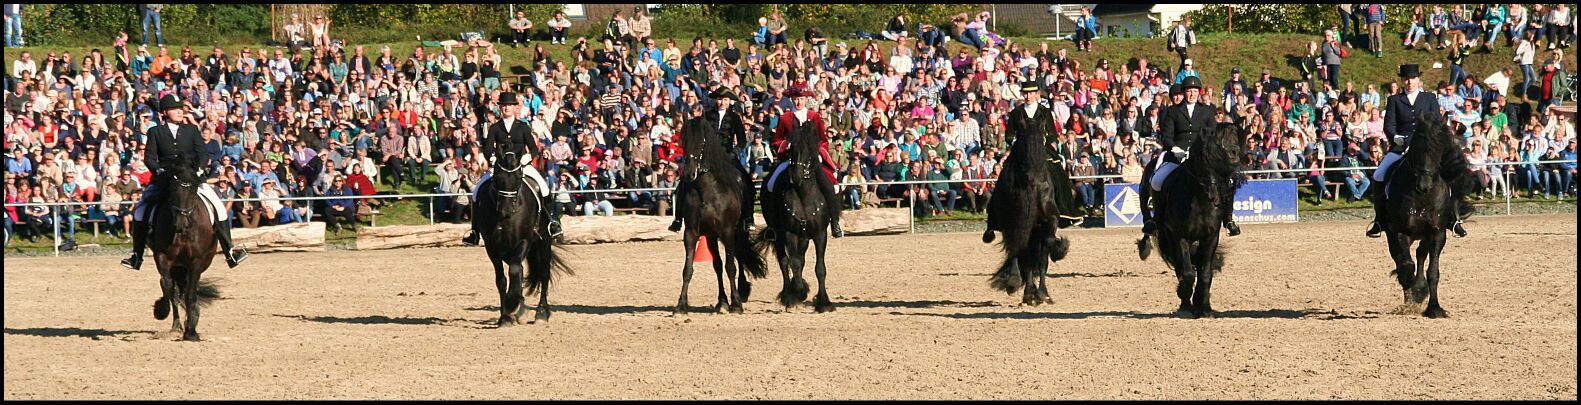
1006;113;1049;176
1407;112;1452;167
682;118;736;175
1190;124;1243;179
789;122;821;169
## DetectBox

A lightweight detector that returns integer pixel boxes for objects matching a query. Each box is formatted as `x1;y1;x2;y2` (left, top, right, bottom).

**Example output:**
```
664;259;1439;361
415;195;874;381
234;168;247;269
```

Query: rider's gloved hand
1171;146;1188;161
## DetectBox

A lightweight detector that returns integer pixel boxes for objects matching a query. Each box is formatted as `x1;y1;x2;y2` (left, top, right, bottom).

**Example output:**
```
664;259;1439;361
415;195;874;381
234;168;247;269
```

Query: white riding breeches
1372;152;1404;182
474;166;552;201
1151;161;1180;191
133;183;228;222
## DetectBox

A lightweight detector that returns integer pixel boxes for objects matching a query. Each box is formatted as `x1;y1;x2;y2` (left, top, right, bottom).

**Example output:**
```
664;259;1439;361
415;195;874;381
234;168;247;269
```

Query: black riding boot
669;178;690;232
121;220;147;270
1451;195;1474;238
1049;164;1084;228
818;173;844;238
739;163;755;228
1366;179;1388;238
543;205;564;239
215;220;249;268
1222;204;1241;237
1139;165;1157;234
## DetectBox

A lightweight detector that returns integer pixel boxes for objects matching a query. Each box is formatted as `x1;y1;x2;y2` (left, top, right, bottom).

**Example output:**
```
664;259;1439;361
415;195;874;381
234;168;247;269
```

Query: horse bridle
169;177;198;233
494;151;524;200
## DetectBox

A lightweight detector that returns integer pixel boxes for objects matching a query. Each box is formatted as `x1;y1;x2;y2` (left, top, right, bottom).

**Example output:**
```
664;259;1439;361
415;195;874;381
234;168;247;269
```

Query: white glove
1392;135;1408;146
1171;146;1188;161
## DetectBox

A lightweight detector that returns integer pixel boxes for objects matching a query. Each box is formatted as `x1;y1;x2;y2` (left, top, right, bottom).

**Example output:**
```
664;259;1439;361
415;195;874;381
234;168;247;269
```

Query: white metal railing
5;160;1575;256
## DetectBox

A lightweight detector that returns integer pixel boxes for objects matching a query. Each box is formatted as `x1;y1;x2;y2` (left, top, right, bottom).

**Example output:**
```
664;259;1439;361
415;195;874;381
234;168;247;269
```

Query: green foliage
651;4;987;44
1187;4;1442;35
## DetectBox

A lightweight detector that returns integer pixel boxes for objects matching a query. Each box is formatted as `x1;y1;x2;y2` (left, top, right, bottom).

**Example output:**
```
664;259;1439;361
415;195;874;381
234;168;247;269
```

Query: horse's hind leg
1173;240;1197;318
1386;233;1417;308
492;259;517;327
1411;236;1432;304
677;231;699;315
711;236;733;314
181;268;202;341
774;235;797;309
1192;237;1220;318
1020;237;1044;306
722;238;745;314
812;232;834;313
1423;234;1449;319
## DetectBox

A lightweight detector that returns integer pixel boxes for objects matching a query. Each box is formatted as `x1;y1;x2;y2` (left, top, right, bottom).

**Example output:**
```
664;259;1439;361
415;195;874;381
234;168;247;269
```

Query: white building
1092;4;1204;39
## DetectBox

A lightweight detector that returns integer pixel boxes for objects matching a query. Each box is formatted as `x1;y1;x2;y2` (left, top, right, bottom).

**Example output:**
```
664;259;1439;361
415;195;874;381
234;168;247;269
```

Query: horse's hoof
497;317;519;328
1389;304;1418;315
534;310;551;323
1041;297;1055;305
182;332;201;342
1423;307;1449;319
778;292;801;308
814;302;835;313
673;307;689;316
714;304;729;314
1022;296;1042;307
728;304;745;314
1176;306;1198;319
153;299;170;320
1196;309;1218;319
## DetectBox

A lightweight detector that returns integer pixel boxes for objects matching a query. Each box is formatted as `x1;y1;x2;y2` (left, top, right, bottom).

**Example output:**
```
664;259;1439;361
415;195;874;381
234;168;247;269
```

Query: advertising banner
1104;179;1299;228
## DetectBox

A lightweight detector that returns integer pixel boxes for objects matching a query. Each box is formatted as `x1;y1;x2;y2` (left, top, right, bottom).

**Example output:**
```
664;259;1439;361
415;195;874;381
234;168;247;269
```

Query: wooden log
355;224;471;250
351;208;912;249
838;208;910;236
232;222;326;253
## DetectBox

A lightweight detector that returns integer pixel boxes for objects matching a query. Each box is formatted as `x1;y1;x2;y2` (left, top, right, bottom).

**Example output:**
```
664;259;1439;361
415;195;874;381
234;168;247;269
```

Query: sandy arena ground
4;214;1576;399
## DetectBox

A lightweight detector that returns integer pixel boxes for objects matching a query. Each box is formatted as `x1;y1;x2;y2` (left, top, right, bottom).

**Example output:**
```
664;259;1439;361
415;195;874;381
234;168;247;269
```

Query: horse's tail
1137;234;1153;261
735;228;769;279
153;278;222;319
194;279;222;307
753;227;775;256
1211;244;1225;275
526;240;575;296
988;251;1023;295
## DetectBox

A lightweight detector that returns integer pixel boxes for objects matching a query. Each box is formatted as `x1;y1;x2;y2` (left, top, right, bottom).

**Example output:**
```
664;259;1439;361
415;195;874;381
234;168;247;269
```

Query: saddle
135;189;224;225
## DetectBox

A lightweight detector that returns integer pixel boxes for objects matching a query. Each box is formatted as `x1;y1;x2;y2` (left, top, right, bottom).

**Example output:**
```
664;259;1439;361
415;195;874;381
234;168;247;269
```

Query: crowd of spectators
2;5;1578;248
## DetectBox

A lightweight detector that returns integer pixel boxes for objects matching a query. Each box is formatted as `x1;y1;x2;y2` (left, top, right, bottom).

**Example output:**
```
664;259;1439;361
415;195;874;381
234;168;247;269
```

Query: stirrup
1452;221;1468;238
547;221;564;238
226;249;249;268
461;231;481;246
831;223;845;238
1365;220;1385;238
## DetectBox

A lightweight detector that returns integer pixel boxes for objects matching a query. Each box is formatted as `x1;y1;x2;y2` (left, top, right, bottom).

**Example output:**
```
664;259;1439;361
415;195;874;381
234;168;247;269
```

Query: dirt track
4;214;1576;399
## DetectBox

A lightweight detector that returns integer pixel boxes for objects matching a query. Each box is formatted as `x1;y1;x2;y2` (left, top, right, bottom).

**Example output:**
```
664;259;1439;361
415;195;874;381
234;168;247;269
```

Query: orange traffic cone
694;235;714;263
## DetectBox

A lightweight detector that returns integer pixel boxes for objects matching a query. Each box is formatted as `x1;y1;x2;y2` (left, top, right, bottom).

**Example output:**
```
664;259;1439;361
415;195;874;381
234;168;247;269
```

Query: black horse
1380;116;1470;319
149;165;222;341
674;118;768;314
473;151;572;326
981;118;1072;306
756;124;836;313
1138;125;1244;318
